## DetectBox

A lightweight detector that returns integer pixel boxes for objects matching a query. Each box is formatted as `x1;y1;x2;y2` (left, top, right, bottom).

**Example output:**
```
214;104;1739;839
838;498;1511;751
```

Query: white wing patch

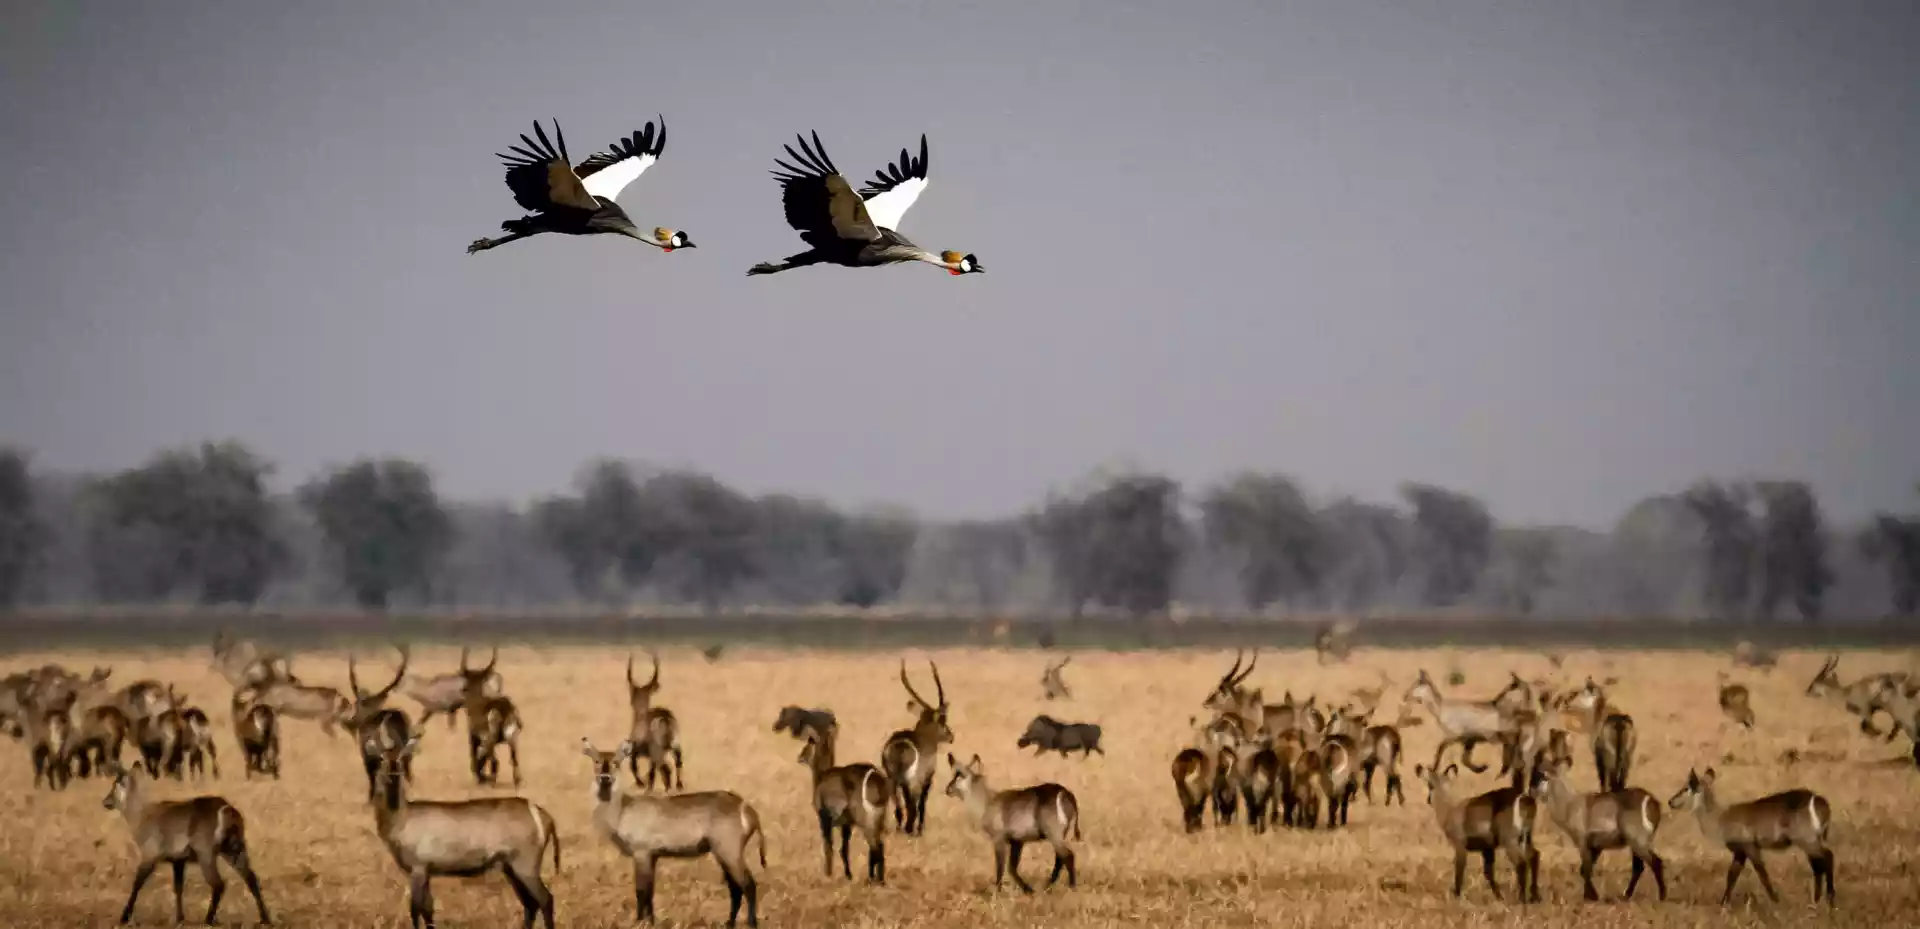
581;153;657;202
861;177;927;232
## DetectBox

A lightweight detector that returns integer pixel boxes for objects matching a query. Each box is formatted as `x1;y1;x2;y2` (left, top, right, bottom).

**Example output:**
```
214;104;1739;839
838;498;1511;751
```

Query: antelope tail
540;806;562;874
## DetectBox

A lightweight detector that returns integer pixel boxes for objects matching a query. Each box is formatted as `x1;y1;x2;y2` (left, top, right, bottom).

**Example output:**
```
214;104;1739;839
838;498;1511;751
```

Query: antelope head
460;646;504;699
580;738;636;802
346;645;410;725
1204;649;1257;711
944;752;986;799
1404;670;1442;708
900;660;952;741
1804;655;1841;697
627;651;661;705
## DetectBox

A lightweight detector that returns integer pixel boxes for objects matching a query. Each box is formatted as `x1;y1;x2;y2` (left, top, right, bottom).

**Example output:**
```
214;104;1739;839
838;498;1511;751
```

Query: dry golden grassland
2;645;1916;928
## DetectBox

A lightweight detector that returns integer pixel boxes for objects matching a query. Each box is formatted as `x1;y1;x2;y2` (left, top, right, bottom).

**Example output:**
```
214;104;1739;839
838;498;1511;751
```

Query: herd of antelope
2;636;1915;926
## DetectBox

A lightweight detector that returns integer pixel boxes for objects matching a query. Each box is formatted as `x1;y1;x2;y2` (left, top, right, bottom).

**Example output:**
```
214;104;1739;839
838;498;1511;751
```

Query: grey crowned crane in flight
746;132;982;277
467;118;696;255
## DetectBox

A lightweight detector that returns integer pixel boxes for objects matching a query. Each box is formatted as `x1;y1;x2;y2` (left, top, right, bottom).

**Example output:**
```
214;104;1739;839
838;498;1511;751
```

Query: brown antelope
179;707;219;780
1347;670;1393;716
1806;655;1911;741
624;652;683;790
72;704;131;778
1223;729;1282;834
1289;742;1324;828
210;630;294;689
1565;678;1636;791
772;705;837;739
1315;618;1357;665
1667;767;1834;907
1354;706;1412;805
881;659;953;835
116;680;182;725
1529;757;1666;901
1040;655;1072;700
1867;677;1920;767
370;732;559;928
406;646;504;730
346;649;413;798
1170;746;1215;832
944;752;1081;892
1317;732;1360;827
795;722;890;883
1404;669;1512;774
230;691;279;779
581;739;766;928
101;761;272;926
1414;762;1541;903
467;689;525;787
245;673;352;738
1716;672;1756;730
136;709;186;780
26;706;75;790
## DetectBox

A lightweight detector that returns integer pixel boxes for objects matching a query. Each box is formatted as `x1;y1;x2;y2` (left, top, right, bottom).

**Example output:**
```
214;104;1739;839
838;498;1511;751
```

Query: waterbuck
405;646;504;731
1529;757;1666;901
1806;655;1911;741
371;733;560;929
230;691;279;779
1716;672;1756;730
796;722;891;883
1667;767;1834;907
467;689;525;787
1015;715;1104;758
1317;733;1360;827
101;761;272;926
1414;762;1541;903
625;652;683;790
1565;678;1636;791
1869;677;1920;766
346;649;413;798
581;739;767;927
1405;669;1511;774
881;659;953;835
1040;656;1072;700
178;707;219;780
72;704;132;778
136;709;187;780
772;705;836;740
243;674;351;739
1171;745;1218;833
25;705;75;790
944;752;1081;892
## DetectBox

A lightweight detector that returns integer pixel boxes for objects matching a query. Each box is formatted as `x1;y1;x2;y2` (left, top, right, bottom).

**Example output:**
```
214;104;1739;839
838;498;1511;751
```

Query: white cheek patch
959;257;973;272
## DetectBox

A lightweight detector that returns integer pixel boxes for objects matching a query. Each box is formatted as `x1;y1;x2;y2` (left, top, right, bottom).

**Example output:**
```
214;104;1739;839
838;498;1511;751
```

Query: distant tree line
0;442;1916;620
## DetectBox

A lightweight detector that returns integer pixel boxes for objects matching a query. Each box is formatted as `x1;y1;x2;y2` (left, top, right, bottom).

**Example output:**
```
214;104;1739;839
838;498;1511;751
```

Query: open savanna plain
3;643;1917;928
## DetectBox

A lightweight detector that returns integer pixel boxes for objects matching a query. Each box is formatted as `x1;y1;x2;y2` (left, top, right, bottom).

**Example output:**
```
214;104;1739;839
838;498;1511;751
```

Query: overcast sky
2;0;1915;528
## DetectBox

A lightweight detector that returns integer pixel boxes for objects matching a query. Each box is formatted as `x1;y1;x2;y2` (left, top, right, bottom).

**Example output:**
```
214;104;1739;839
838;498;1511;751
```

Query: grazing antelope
1405;670;1512;774
944;753;1080;892
581;739;766;928
406;646;504;731
347;649;414;798
1668;767;1834;907
1716;672;1756;730
1415;762;1541;903
1041;655;1072;700
26;706;75;790
1015;715;1104;758
795;722;890;883
230;691;279;779
372;732;559;927
624;652;682;791
1806;655;1911;741
881;659;953;835
1867;677;1920;767
1566;678;1636;791
1529;757;1666;901
246;674;352;738
1314;619;1357;665
772;705;836;739
101;761;272;926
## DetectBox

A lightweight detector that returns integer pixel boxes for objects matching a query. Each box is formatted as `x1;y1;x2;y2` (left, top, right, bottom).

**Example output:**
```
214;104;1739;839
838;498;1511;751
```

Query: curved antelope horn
482;647;498;675
460;646;471;673
349;653;363;699
1219;649;1244;686
372;645;409;702
1238;649;1259;684
898;660;930;709
1059;655;1070;668
644;651;659;689
929;659;946;708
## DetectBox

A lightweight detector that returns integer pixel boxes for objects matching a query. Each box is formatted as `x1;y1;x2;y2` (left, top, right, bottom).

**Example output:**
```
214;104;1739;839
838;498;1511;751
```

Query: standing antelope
230;691;279;779
1415;762;1541;903
944;752;1081;892
406;647;504;731
1355;706;1412;805
1317;733;1360;827
1566;678;1636;791
136;709;186;780
1716;672;1756;730
1404;670;1511;775
796;722;891;883
101;761;272;926
26;706;75;790
73;704;132;779
1171;744;1219;833
370;733;560;929
881;659;953;836
1869;677;1920;766
1530;757;1666;901
179;707;219;781
1040;656;1072;700
625;652;683;791
467;688;525;787
346;649;413;798
581;739;766;928
1314;618;1357;665
1668;767;1834;907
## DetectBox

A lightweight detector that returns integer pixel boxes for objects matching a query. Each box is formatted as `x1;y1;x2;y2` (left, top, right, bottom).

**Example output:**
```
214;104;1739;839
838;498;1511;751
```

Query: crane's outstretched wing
857;134;929;232
576;117;665;202
769;131;879;244
496;120;599;214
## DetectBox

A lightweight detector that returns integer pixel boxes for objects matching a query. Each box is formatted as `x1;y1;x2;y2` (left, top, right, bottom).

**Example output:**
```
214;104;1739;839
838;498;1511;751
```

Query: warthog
1015;715;1104;758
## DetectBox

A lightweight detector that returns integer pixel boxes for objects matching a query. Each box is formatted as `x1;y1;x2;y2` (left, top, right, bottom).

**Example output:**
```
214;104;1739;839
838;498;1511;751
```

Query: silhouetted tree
1494;528;1558;615
1086;473;1186;617
914;518;1029;611
87;441;282;605
1751;480;1831;622
1607;494;1697;617
1319;498;1410;611
833;508;919;607
751;493;851;604
1682;480;1756;619
643;470;760;613
1860;487;1920;618
299;459;453;609
1030;494;1098;617
1200;472;1326;611
0;449;49;608
532;460;662;601
1402;483;1493;607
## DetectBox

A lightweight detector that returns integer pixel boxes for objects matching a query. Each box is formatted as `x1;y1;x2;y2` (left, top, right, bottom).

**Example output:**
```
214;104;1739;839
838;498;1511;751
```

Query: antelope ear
1702;767;1717;782
946;752;958;767
1444;763;1459;778
579;737;598;758
967;754;984;774
616;740;636;761
1413;764;1427;778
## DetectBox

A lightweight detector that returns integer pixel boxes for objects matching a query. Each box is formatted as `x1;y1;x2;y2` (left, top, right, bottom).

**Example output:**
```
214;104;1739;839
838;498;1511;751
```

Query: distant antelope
796;722;890;883
1868;678;1920;767
1347;670;1393;716
1529;757;1666;901
467;690;526;787
1805;655;1911;741
1731;640;1778;671
1040;656;1072;700
1404;670;1511;774
101;761;272;926
772;705;836;740
346;649;413;798
230;691;279;779
1716;672;1756;730
1668;767;1834;907
1314;619;1357;665
625;652;683;790
1566;678;1636;791
944;752;1081;892
26;706;75;790
370;732;559;928
178;707;219;780
882;659;953;835
1415;762;1541;903
406;646;504;731
581;739;766;928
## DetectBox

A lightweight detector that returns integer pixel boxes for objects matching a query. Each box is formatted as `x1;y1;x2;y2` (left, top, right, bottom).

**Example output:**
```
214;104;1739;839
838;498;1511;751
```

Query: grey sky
2;0;1915;528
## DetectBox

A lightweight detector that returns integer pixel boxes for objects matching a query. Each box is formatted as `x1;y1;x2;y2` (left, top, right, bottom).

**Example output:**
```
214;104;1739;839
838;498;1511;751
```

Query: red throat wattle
948;268;961;276
663;246;675;253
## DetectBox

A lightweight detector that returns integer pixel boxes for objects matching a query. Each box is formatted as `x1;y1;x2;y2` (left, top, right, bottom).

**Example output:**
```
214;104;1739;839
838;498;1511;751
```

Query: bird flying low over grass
747;132;982;278
468;117;695;256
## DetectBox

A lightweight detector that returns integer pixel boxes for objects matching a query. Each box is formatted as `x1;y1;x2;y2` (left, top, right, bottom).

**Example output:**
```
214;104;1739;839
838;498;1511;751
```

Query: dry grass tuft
2;646;1915;927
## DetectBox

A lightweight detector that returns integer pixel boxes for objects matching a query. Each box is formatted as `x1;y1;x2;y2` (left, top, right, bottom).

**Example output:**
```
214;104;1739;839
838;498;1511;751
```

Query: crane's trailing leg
746;251;824;276
468;219;539;254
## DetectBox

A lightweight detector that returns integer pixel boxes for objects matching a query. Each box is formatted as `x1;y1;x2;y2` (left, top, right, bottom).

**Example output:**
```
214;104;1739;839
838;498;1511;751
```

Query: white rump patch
528;803;546;850
1808;800;1824;836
